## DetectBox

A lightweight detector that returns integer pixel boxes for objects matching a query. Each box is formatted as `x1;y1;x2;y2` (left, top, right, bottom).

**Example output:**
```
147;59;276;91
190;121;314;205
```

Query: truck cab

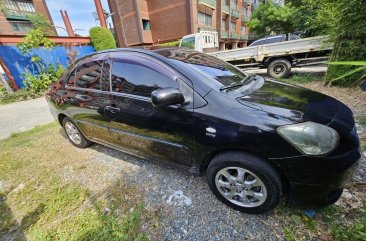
179;31;219;53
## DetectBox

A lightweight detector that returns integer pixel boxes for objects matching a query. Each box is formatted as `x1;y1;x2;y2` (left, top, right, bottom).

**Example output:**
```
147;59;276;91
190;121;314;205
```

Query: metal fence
0;46;95;88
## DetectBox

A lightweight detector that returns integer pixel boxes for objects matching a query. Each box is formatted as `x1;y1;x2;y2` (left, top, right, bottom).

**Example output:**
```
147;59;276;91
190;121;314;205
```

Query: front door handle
105;105;120;113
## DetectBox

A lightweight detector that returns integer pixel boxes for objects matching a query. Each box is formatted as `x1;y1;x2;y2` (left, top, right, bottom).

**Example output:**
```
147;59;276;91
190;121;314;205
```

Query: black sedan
46;47;360;214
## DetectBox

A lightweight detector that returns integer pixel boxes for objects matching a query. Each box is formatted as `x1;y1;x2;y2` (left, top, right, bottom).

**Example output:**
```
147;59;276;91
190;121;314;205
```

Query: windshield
152;48;261;95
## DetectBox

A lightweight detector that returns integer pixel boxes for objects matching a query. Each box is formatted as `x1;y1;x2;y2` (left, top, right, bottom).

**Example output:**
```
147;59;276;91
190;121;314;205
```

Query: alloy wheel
65;122;82;145
215;167;267;207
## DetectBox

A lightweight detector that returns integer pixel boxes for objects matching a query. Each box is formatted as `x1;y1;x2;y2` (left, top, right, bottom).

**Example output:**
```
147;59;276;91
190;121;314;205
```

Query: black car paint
46;47;360;207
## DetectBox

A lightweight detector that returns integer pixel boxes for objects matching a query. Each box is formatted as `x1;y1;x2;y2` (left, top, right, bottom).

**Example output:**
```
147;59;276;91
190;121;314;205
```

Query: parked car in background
248;34;301;47
46;47;360;214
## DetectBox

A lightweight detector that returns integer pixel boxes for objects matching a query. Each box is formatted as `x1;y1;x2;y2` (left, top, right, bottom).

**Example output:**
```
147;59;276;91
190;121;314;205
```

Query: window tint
74;61;103;90
111;58;177;97
101;61;111;91
181;37;195;49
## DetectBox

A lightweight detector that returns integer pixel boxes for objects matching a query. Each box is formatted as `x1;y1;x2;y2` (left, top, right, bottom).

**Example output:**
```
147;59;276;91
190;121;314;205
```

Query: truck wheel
206;151;282;214
267;59;291;78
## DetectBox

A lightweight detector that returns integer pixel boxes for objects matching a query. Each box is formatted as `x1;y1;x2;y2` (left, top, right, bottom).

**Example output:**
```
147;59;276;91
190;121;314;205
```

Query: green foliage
159;40;180;46
16;29;55;55
23;64;63;93
322;0;366;86
89;27;116;51
280;73;323;84
28;13;54;36
249;0;297;38
0;89;42;105
287;0;331;37
328;61;366;85
332;217;366;241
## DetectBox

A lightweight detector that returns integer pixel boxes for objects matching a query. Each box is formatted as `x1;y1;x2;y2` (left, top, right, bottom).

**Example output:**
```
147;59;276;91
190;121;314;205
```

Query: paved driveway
0;97;54;139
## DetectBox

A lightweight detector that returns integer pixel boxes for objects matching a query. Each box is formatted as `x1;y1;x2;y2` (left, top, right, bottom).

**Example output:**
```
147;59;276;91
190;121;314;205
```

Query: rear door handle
105;106;120;113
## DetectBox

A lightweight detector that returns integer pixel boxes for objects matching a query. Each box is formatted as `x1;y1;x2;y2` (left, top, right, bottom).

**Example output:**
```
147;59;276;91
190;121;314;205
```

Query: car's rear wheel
206;151;282;214
62;117;92;148
267;58;291;78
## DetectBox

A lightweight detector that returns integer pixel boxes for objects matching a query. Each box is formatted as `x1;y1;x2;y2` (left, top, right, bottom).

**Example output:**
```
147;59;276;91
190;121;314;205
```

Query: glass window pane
75;61;103;90
111;59;176;97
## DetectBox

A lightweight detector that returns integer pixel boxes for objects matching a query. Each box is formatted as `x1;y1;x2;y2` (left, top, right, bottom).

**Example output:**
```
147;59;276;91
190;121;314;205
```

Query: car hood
237;79;340;124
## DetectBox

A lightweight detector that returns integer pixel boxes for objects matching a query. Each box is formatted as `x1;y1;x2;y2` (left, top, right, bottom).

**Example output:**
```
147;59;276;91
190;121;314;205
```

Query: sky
45;0;111;36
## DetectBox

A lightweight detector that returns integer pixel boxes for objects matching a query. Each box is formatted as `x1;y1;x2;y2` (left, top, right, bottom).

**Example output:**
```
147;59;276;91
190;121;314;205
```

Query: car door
63;54;113;142
102;53;196;167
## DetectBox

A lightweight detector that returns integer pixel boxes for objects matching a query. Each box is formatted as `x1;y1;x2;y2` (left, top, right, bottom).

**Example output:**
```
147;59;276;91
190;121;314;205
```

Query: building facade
0;0;56;36
108;0;252;50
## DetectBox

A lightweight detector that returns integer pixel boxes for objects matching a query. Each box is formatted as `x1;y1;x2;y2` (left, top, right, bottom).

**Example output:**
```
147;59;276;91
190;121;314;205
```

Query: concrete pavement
0;97;54;140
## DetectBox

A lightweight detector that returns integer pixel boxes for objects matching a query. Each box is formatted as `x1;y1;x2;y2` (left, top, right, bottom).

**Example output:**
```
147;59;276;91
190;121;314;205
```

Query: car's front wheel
62;117;92;148
206;151;282;214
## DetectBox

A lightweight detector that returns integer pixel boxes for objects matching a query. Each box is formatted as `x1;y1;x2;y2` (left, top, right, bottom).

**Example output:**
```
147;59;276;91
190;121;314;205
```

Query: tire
206;151;282;214
62;117;92;148
267;58;291;78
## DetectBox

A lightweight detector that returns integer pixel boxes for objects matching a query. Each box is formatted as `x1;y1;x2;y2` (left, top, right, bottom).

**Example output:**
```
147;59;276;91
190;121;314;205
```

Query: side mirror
151;88;185;107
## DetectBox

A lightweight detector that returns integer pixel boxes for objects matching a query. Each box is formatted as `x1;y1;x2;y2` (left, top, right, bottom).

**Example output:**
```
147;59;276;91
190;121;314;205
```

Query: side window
101;60;111;91
74;60;103;90
181;37;195;49
110;57;177;97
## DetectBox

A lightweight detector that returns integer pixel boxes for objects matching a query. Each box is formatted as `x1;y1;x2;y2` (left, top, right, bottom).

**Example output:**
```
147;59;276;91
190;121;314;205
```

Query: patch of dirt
302;82;366;116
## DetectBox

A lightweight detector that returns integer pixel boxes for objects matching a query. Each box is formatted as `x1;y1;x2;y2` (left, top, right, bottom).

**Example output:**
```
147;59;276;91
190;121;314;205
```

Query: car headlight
277;122;339;156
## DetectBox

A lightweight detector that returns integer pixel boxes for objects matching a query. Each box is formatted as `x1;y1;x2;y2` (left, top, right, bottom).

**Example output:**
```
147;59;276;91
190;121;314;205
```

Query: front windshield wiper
219;75;256;91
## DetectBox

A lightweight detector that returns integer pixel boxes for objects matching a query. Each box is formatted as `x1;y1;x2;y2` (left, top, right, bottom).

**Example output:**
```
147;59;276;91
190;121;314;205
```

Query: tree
89;27;116;51
287;0;331;37
28;13;55;36
248;0;296;39
320;0;366;86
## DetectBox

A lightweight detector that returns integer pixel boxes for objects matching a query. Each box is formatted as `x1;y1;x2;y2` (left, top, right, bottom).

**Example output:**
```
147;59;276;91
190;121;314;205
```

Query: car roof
71;47;216;96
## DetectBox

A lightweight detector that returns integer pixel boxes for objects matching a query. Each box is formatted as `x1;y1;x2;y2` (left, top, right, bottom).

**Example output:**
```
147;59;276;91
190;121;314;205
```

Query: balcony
231;9;240;19
222;5;230;14
3;9;34;21
240;33;248;40
221;31;228;39
241;15;249;23
198;0;216;9
229;32;238;39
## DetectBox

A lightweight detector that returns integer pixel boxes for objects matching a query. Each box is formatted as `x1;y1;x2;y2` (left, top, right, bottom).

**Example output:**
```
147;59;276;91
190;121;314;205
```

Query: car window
101;60;111;91
266;37;282;44
250;40;263;46
181;37;195;49
74;60;103;90
110;57;178;97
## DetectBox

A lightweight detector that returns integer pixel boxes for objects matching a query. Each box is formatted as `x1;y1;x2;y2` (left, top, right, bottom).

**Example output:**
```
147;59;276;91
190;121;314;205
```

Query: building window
231;0;238;10
142;19;151;30
242;5;247;16
9;21;33;32
221;19;226;30
198;12;212;26
5;0;35;12
241;25;246;33
230;21;236;31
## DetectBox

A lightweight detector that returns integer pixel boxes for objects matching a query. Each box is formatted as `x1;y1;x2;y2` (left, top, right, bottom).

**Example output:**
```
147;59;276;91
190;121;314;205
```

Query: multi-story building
0;0;56;35
108;0;252;50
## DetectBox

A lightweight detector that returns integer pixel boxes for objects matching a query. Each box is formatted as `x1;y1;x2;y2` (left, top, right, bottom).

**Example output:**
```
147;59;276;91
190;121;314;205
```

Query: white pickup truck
179;31;332;78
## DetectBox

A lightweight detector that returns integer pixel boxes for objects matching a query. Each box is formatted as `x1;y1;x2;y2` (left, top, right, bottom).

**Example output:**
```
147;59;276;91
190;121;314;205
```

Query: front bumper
271;147;361;207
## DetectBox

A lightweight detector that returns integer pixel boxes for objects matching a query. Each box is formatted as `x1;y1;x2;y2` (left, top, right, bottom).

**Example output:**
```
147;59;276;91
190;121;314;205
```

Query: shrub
23;64;63;93
89;27;116;51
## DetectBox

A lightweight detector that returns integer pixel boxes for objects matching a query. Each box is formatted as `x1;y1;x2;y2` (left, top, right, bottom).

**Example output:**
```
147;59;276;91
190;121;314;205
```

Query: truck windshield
180;37;195;49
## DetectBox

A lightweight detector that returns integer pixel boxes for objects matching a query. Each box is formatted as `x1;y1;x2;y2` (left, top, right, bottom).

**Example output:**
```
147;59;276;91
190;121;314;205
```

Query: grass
280;73;324;84
0;123;155;240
